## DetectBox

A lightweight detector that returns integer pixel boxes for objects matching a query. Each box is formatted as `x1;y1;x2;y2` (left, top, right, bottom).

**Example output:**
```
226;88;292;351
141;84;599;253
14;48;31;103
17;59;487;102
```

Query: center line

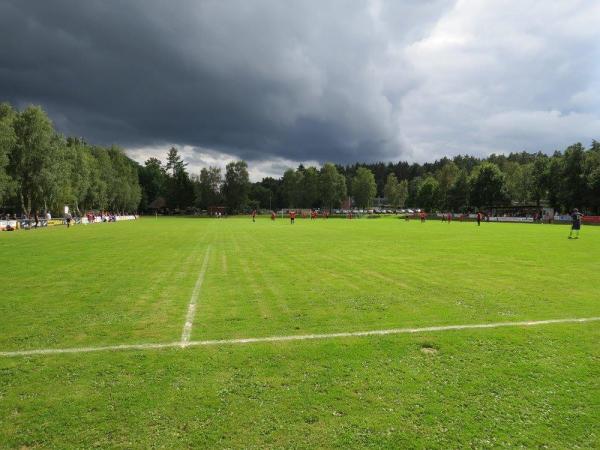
180;245;211;346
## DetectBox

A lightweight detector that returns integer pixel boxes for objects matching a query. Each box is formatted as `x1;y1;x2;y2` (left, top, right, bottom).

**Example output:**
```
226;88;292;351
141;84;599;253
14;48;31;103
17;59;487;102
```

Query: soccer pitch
1;217;599;448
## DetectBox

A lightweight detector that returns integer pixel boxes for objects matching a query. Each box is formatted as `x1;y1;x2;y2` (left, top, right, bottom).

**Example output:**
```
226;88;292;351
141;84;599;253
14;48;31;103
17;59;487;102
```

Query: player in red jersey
289;210;296;224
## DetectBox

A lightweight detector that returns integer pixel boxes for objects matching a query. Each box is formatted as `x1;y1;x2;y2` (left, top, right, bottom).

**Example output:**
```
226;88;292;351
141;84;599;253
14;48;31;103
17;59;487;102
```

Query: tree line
2;102;599;215
0;103;140;216
141;141;600;214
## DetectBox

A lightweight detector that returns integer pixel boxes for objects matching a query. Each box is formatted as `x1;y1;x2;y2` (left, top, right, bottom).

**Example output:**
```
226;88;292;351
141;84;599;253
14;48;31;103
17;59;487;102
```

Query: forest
1;103;599;215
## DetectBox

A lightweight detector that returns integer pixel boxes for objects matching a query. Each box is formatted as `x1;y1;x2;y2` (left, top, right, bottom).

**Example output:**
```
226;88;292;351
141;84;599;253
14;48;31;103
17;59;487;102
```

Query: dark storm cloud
1;0;599;170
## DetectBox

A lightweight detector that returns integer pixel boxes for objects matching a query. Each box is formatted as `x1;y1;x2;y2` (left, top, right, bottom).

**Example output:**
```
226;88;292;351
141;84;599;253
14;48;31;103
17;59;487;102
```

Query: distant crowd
0;211;137;231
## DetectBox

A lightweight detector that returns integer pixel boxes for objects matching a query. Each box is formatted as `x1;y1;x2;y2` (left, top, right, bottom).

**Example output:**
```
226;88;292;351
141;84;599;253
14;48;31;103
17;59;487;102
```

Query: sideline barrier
583;215;600;223
1;215;137;231
488;216;533;223
433;213;600;224
0;220;18;231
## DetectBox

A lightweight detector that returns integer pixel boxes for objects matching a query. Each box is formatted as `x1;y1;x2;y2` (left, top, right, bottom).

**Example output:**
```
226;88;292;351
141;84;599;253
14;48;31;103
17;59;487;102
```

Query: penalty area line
180;245;211;346
0;316;599;358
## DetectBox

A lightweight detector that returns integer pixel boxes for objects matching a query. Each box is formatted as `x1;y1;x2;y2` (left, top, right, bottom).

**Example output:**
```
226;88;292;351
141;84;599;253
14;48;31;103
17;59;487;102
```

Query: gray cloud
1;0;599;170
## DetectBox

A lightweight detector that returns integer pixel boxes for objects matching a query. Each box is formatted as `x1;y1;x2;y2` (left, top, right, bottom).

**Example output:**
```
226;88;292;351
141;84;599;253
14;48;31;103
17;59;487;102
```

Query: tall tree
436;161;459;209
469;162;507;208
417;176;440;211
9;105;58;214
503;161;532;205
383;174;408;208
301;166;320;208
223;161;250;212
319;163;346;211
384;173;400;207
197;166;223;208
165;147;186;176
139;157;166;209
0;103;16;205
352;167;377;208
282;168;303;208
562;143;587;210
447;170;470;211
530;154;549;207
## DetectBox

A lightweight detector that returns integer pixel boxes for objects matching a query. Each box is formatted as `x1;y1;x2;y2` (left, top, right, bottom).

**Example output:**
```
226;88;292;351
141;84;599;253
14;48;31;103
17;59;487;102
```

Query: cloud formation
1;0;599;175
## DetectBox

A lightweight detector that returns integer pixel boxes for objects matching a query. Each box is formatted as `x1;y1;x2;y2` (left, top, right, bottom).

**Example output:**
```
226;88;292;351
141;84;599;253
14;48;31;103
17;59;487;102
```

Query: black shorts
572;223;581;230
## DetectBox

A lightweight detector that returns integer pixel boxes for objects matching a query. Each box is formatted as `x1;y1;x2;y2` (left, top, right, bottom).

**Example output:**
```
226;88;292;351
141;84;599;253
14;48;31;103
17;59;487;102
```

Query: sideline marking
180;245;211;346
1;316;598;358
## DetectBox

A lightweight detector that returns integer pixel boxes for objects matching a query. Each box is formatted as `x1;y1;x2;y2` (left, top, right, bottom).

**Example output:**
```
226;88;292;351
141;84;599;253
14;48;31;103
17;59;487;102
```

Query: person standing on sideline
569;208;583;239
289;210;296;224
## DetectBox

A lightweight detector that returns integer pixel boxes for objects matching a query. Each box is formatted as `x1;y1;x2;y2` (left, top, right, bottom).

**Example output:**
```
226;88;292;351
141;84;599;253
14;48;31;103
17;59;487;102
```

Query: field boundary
1;316;598;358
180;245;211;346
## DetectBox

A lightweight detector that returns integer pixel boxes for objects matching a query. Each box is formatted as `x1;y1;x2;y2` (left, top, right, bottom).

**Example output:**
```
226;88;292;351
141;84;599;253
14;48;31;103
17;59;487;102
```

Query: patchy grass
1;217;599;447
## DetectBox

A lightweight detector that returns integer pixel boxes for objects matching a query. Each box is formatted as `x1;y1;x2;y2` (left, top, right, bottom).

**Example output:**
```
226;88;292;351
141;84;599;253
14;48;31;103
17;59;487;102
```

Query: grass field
1;217;599;448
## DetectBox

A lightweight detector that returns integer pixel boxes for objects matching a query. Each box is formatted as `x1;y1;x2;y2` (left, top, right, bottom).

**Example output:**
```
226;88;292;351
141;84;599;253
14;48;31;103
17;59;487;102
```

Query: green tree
162;147;193;210
138;157;166;209
301;166;320;208
436;161;459;209
530;154;549;207
417;176;440;211
503;162;532;205
407;177;423;207
107;146;142;212
0;103;16;205
397;179;409;208
384;174;409;208
384;173;400;207
351;167;377;208
447;170;470;211
319;163;346;211
9;105;59;214
469;162;507;208
282;168;303;208
249;183;271;209
547;153;564;210
562;143;587;210
197;166;223;208
165;146;187;176
223;161;250;212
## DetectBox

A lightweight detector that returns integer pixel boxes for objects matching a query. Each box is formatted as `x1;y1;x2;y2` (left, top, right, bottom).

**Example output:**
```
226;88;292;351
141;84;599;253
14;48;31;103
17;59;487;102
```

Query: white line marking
1;316;598;358
180;245;211;346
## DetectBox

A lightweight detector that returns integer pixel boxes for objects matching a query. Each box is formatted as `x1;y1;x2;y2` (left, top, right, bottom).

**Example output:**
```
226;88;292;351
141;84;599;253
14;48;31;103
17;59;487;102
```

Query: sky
1;0;599;180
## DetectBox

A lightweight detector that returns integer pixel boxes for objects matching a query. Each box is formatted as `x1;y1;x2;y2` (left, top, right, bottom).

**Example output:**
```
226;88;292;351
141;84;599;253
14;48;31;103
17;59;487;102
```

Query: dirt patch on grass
420;345;438;355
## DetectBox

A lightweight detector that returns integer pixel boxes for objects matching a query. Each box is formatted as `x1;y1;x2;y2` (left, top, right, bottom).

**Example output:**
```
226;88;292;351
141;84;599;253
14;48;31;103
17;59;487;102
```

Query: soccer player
271;210;276;221
289;210;296;224
568;208;583;239
476;211;482;226
252;209;256;222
